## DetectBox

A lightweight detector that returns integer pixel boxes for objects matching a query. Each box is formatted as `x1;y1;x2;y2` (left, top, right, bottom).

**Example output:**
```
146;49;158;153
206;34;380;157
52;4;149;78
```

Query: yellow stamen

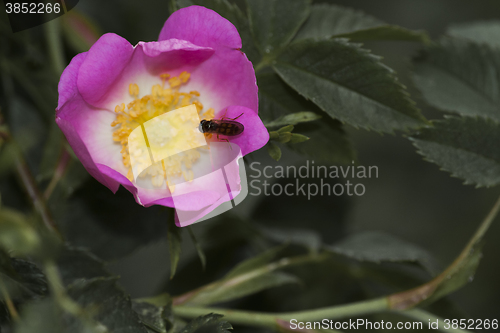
128;83;139;97
112;71;208;188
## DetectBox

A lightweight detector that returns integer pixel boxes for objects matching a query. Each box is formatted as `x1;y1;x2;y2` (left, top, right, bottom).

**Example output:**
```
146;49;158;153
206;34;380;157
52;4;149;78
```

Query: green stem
44;18;65;75
174;297;388;329
468;194;500;246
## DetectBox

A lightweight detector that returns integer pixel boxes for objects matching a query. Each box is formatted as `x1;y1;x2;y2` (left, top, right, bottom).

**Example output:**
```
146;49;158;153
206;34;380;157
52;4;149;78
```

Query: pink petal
57;52;87;108
77;33;134;107
159;6;258;113
78;38;214;111
159;6;241;50
56;101;121;193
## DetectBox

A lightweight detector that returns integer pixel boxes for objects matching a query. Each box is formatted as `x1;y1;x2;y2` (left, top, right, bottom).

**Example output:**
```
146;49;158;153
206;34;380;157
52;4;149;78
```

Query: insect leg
220;108;229;120
230;113;244;120
217;133;232;150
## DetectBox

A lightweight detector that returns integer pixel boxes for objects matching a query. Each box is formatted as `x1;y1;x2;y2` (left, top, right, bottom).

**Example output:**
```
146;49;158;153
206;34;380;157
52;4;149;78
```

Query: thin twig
44;148;71;200
14;156;62;238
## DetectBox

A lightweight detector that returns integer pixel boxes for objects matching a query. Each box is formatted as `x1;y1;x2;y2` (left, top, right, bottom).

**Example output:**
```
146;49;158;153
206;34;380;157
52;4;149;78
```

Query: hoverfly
198;111;244;144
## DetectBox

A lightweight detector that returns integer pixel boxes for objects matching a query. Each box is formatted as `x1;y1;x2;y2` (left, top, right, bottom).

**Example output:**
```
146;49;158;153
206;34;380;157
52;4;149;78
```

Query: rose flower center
111;71;215;189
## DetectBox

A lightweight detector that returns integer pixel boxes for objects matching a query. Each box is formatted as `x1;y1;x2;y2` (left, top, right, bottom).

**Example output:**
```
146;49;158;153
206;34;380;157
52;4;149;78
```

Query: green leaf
0;258;48;303
334;25;431;44
289;133;309;144
132;301;168;333
265;111;321;128
0;209;40;256
294;4;430;44
134;295;176;331
413;37;500;121
328;231;441;276
411;116;500;187
246;0;311;57
257;72;318;120
67;277;148;333
179;313;232;333
257;72;355;163
168;215;183;279
56;247;109;287
274;38;427;133
267;142;282;161
187;226;206;271
179;0;260;63
447;20;500;48
294;4;383;40
277;132;292;143
276;124;294;133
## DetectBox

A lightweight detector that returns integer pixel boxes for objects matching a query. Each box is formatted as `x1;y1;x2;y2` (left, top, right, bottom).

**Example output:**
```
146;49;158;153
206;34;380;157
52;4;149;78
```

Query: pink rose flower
55;6;269;223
